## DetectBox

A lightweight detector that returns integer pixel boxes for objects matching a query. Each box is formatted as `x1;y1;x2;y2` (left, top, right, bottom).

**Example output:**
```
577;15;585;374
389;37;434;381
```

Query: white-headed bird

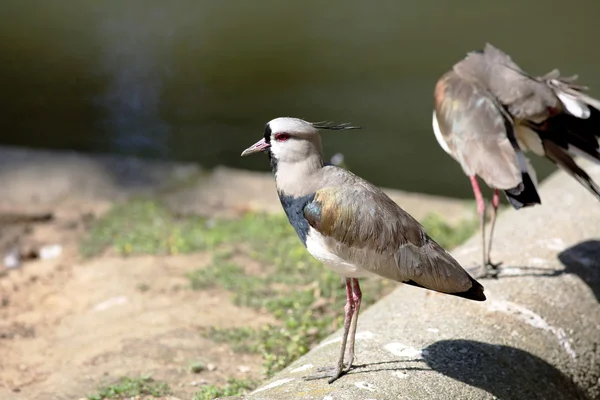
241;117;486;383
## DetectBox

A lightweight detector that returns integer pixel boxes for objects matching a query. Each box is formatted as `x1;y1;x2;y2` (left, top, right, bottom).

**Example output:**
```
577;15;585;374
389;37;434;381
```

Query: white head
241;117;360;166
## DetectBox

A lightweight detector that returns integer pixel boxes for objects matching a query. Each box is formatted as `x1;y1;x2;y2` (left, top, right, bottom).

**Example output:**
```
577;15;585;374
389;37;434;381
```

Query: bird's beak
241;138;270;156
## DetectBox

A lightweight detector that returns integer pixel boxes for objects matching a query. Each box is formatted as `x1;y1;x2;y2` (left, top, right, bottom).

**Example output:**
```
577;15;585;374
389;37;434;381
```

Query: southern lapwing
433;43;600;277
241;117;486;383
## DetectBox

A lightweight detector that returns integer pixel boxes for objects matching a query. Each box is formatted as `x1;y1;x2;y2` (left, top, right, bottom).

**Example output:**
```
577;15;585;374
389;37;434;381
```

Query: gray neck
275;152;324;197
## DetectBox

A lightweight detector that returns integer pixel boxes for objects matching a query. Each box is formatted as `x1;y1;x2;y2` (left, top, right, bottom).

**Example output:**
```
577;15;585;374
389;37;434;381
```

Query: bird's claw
474;261;502;279
466;261;502;280
486;260;503;270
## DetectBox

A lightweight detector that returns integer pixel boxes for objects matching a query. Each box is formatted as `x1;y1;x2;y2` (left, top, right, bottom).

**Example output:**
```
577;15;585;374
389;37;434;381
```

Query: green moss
87;376;170;400
192;378;258;400
189;361;206;374
80;199;238;257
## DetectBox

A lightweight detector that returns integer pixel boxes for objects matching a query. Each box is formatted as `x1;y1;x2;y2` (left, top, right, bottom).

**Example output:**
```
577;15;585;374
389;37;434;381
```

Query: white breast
305;227;373;278
432;111;453;155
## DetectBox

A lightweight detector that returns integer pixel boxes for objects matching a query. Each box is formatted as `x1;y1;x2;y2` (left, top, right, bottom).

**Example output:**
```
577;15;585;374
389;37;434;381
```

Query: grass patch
80;199;238;257
81;199;477;380
193;378;258;400
88;376;170;400
189;361;206;373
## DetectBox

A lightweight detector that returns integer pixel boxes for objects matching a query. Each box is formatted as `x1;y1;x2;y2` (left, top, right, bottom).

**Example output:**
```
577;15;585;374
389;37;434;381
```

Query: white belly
432;111;453;155
305;228;373;278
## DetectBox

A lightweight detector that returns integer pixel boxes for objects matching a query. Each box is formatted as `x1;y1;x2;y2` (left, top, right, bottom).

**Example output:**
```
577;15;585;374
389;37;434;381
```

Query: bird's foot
486;260;502;270
467;261;502;280
303;364;351;384
479;261;502;279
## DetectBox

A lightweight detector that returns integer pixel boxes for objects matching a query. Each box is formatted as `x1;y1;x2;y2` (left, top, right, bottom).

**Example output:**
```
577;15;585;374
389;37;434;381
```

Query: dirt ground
0;199;271;400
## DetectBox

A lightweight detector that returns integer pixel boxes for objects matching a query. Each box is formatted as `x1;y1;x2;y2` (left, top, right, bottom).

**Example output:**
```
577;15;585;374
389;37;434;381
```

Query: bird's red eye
274;133;290;142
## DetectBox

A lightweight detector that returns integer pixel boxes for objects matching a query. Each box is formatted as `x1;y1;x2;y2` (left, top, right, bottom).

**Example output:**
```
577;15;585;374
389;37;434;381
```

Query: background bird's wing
434;70;525;190
542;70;600;119
303;179;485;301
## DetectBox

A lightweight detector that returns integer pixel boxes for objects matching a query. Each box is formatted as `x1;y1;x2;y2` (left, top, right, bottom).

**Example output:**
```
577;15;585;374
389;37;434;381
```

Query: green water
1;0;599;198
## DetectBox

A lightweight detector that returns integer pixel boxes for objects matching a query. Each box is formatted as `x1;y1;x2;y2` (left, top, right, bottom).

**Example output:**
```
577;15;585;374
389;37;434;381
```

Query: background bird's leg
485;189;502;272
469;176;487;270
345;278;362;368
304;278;355;383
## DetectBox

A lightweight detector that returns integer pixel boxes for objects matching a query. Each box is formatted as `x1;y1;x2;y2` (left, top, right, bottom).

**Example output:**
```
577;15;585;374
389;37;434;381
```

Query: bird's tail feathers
543;140;600;201
542;70;600;119
503;150;541;210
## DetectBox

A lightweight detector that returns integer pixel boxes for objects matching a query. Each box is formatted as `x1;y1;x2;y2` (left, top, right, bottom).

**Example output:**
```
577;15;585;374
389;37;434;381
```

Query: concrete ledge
244;161;600;400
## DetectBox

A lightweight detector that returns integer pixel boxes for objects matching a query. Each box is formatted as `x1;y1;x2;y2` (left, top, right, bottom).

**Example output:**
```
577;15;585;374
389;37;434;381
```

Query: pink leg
470;176;486;215
305;278;355;383
328;278;355;383
486;189;502;270
469;176;487;269
346;278;362;367
491;188;500;209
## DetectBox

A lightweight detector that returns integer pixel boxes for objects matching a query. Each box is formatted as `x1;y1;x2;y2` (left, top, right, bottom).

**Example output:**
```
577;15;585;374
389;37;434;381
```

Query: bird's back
455;44;559;121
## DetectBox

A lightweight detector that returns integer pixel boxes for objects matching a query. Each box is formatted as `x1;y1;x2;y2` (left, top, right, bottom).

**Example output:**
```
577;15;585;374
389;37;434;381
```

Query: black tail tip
461;276;486;301
504;172;541;210
403;277;486;301
448;274;486;301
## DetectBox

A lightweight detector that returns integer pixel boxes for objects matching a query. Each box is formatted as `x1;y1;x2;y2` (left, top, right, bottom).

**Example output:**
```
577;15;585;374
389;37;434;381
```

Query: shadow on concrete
423;340;588;400
558;240;600;302
476;241;600;303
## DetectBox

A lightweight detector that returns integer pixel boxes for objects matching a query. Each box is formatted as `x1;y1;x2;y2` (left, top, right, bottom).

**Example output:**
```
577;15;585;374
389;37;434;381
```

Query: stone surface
244;161;600;400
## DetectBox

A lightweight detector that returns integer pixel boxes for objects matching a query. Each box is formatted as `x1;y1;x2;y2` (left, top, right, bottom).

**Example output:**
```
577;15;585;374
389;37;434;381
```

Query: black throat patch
263;123;272;144
278;192;315;246
263;123;278;172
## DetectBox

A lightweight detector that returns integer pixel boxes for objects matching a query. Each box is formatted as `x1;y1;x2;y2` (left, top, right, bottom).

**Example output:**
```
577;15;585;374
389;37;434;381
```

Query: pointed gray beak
241;138;270;156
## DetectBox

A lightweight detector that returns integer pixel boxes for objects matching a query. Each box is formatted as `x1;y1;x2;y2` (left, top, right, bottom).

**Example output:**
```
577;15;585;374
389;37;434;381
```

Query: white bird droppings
250;378;295;394
319;331;374;348
426;328;439;333
488;300;576;359
290;364;313;373
535;238;567;251
39;244;63;260
94;296;128;311
322;396;334;400
528;257;548;267
384;342;423;358
354;381;376;392
501;261;549;276
392;370;409;379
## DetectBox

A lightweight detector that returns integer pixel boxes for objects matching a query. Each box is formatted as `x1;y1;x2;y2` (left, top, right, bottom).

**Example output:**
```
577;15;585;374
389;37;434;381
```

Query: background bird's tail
543;139;600;201
502;147;541;210
525;72;600;202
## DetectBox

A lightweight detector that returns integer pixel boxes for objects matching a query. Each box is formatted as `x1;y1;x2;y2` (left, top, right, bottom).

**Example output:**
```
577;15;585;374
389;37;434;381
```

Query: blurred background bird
432;43;600;277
